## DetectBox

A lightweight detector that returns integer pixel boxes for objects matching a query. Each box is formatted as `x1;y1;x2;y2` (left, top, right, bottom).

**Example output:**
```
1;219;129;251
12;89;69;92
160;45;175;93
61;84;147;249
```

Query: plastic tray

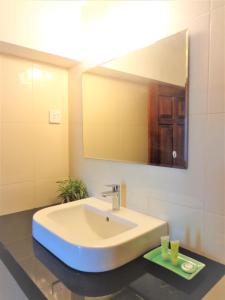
143;246;206;280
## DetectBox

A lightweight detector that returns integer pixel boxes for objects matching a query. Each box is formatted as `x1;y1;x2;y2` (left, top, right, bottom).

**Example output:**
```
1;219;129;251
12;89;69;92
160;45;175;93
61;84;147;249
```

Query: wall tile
34;124;68;180
164;1;210;34
0;56;69;214
0;122;2;187
126;188;149;214
210;0;225;10
33;63;68;124
1;182;35;215
34;179;60;208
1;55;33;123
189;14;210;115
0;57;2;186
2;123;34;184
69;66;83;125
146;197;204;253
208;6;225;113
69;121;82;177
205;113;225;215
203;212;225;264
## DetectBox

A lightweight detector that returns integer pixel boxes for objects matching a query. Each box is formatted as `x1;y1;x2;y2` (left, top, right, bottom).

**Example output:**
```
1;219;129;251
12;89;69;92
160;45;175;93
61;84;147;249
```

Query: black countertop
0;208;224;300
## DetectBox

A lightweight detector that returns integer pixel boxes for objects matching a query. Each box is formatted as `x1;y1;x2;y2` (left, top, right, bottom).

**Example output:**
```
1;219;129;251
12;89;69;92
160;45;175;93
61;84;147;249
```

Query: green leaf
57;178;88;202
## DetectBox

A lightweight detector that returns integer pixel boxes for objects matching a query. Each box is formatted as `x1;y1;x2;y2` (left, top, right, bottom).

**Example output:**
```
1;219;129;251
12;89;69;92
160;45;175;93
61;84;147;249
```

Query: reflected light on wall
82;1;169;65
33;1;86;60
32;68;42;80
0;0;87;61
19;68;53;85
0;0;170;64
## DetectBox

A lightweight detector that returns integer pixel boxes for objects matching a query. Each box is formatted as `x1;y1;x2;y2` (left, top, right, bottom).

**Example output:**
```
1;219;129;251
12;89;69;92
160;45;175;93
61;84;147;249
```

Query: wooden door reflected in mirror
149;83;187;168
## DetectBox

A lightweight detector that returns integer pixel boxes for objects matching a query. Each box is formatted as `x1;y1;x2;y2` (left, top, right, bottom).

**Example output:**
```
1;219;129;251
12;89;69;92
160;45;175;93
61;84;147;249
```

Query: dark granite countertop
0;207;224;300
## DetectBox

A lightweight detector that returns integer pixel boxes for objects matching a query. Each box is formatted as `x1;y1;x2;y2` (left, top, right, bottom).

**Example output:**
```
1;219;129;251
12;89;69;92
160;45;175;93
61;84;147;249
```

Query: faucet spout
102;191;115;197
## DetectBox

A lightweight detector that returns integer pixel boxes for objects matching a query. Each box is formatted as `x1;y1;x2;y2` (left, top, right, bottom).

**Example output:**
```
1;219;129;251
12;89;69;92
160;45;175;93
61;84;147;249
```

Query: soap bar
181;262;196;273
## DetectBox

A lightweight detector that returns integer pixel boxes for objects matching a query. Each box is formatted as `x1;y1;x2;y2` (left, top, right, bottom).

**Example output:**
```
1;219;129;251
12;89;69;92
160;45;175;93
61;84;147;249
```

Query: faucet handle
105;184;120;192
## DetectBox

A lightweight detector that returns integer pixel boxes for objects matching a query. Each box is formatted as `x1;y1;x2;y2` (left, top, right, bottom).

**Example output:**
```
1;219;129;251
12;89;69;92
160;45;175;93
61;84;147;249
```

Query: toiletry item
181;261;197;273
170;240;180;266
161;236;170;260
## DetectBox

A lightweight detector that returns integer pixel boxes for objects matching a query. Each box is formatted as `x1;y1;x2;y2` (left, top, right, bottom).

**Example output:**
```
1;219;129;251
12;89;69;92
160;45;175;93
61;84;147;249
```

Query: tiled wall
69;1;225;264
0;55;69;215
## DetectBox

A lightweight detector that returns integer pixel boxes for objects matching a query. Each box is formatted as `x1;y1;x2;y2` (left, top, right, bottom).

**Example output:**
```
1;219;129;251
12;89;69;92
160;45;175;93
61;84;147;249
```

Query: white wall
69;0;225;264
0;55;69;215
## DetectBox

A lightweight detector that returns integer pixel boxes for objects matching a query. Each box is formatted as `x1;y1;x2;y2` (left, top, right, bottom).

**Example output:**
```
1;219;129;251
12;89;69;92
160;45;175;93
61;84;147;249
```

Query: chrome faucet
102;184;120;210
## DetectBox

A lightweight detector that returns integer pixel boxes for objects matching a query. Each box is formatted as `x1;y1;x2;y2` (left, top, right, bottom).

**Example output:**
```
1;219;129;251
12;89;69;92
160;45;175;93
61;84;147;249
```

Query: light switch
49;110;61;124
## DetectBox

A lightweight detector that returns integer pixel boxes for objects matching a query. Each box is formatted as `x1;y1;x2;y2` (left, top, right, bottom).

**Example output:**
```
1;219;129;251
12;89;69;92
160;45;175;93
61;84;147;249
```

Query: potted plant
57;178;88;203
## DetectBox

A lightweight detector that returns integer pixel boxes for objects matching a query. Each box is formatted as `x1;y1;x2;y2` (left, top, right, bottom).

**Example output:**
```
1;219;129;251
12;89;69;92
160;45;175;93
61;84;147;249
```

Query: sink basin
32;197;167;272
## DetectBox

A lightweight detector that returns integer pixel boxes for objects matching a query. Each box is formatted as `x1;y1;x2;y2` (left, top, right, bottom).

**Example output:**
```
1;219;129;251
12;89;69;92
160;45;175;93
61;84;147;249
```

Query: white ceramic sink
32;198;167;272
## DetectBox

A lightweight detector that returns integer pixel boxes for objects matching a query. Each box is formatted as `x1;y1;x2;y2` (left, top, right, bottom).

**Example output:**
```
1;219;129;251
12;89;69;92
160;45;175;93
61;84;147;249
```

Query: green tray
143;246;206;280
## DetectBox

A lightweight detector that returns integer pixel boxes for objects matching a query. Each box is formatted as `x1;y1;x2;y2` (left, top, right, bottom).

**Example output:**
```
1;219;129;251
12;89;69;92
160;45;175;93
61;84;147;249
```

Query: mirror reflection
82;30;188;168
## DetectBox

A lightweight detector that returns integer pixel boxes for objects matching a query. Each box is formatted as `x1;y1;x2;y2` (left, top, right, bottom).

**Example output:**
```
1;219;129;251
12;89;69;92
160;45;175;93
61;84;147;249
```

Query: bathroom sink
32;198;167;272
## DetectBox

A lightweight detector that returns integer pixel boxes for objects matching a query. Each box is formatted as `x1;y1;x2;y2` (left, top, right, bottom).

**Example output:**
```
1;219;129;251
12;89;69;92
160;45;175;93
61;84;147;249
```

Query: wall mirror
82;30;189;168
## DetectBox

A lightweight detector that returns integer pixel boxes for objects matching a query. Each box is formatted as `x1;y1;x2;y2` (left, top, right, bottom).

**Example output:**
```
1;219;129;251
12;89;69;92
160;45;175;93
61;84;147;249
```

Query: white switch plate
49;110;61;124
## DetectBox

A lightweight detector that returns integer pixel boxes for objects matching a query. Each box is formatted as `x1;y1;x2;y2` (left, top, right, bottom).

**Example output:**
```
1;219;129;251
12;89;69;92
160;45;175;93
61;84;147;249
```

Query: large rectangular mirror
82;30;189;168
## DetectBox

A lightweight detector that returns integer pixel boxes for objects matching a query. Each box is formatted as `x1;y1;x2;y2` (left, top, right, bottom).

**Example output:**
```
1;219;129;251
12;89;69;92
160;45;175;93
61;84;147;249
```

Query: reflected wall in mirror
82;30;189;168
